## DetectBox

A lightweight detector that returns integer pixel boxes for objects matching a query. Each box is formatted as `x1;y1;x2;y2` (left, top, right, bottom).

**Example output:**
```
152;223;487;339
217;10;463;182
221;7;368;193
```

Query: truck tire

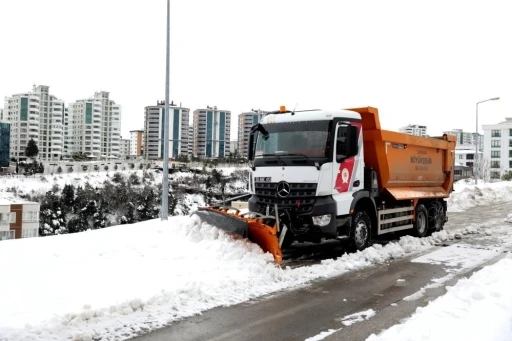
348;210;372;252
413;204;428;238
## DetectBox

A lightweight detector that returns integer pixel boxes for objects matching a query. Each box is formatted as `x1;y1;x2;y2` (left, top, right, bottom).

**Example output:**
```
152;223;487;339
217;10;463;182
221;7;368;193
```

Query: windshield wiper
275;152;321;170
261;153;286;166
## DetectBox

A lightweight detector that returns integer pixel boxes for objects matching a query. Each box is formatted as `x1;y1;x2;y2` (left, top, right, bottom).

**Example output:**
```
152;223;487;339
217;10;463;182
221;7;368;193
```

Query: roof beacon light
280;105;286;113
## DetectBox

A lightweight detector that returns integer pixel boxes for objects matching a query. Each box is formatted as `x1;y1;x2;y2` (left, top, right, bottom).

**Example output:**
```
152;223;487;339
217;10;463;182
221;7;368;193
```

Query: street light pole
161;0;170;220
475;97;499;185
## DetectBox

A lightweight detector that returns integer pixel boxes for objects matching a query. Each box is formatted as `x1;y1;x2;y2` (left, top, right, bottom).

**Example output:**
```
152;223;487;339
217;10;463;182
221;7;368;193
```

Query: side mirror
248;133;254;160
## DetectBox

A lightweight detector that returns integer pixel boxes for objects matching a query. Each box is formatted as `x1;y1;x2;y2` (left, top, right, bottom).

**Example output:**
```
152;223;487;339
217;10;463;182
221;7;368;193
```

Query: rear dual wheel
413;204;428;238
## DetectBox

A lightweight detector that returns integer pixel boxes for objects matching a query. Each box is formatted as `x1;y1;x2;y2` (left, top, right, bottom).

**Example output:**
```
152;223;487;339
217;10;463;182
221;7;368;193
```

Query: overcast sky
1;0;510;141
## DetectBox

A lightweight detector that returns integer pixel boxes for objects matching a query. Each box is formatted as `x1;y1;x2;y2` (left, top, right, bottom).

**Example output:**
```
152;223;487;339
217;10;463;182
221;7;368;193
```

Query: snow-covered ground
448;179;512;212
367;255;512;341
0;215;477;340
0;173;511;340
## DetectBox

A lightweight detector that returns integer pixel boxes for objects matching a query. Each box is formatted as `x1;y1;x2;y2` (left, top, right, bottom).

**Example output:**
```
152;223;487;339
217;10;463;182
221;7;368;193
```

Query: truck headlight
312;214;331;226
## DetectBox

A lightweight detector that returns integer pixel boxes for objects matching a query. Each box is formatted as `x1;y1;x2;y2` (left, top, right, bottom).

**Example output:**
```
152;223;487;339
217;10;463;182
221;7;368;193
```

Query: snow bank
448;180;512;212
367;256;512;341
0;216;456;341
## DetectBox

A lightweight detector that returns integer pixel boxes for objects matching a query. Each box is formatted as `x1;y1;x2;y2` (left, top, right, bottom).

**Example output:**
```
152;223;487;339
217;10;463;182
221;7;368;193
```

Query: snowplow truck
193;106;456;264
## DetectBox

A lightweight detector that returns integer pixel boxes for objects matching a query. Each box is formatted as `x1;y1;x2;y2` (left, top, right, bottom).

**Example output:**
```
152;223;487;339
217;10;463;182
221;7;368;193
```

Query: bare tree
478;157;491;182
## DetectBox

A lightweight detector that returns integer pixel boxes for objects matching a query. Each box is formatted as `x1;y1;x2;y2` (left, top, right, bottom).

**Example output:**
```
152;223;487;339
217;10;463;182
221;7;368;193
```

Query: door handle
353;180;360;187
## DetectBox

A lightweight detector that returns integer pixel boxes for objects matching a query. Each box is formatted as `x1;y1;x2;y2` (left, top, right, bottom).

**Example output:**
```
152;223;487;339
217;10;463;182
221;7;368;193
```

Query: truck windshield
254;120;330;158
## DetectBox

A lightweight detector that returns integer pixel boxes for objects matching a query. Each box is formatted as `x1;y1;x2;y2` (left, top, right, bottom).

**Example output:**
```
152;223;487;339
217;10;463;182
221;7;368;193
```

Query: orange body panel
347;107;457;200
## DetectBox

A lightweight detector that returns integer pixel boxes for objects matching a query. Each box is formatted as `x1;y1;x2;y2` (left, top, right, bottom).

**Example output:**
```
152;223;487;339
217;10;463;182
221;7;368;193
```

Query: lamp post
161;0;170;220
475;97;499;184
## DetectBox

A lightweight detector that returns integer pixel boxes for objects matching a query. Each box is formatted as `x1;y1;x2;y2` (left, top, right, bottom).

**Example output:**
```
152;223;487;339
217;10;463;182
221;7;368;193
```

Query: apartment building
144;101;190;160
188;126;193;156
443;129;483;151
120;137;131;158
94;91;121;158
238;110;265;157
0;122;10;167
399;124;427;137
129;130;143;156
482;117;512;179
67;99;102;157
34;85;65;161
3;92;40;160
193;106;231;158
0;199;40;241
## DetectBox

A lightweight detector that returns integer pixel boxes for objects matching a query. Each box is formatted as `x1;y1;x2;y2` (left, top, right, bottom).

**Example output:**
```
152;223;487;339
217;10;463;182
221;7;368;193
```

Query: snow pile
367;256;512;341
448;180;512;212
505;213;512;224
339;309;376;326
0;216;456;341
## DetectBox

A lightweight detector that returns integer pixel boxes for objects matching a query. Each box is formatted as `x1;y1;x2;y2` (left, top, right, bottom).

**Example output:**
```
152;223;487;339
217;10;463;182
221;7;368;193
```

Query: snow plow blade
192;207;283;264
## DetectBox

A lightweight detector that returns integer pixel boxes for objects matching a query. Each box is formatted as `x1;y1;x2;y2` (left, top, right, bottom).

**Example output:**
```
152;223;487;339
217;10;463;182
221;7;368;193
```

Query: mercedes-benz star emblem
276;181;291;198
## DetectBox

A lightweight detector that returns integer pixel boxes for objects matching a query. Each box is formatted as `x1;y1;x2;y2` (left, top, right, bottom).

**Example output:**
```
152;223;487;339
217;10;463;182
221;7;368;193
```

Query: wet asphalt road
130;201;512;341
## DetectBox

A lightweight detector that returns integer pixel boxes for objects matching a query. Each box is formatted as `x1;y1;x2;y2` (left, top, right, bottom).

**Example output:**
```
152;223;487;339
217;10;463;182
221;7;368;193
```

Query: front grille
254;182;317;214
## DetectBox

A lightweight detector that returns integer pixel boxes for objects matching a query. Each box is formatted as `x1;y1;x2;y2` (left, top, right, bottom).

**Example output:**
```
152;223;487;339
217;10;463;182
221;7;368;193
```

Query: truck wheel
348;210;371;252
413;204;428;238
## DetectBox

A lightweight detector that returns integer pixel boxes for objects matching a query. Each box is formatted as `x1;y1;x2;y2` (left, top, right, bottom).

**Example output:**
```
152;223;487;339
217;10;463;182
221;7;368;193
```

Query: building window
491;130;501;137
0;213;8;225
9;212;16;223
491;171;501;179
0;230;15;241
22;228;38;238
491;161;500;168
510;129;512;137
491;140;501;148
22;211;39;222
491;150;500;158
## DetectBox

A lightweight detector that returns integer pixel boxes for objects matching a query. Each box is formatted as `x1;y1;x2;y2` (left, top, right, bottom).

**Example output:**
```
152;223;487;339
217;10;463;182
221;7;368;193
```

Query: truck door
332;122;363;215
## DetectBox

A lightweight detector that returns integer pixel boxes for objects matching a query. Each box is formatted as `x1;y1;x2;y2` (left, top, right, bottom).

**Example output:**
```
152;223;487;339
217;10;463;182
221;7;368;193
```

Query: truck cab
247;106;455;251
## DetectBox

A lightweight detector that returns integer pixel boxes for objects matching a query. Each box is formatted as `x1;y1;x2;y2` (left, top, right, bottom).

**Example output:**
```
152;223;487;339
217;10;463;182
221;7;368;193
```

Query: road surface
130;201;512;341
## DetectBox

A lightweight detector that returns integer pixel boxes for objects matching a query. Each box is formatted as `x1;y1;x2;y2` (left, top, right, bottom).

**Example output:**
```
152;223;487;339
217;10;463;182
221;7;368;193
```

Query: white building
238;110;266;157
0;199;40;240
34;85;65;161
230;140;238;155
482;117;512;179
94;91;121;159
443;129;483;151
144;101;190;160
193;106;231;158
3;92;40;160
188;126;193;156
399;124;427;137
120;137;130;158
67;99;102;157
129;130;143;157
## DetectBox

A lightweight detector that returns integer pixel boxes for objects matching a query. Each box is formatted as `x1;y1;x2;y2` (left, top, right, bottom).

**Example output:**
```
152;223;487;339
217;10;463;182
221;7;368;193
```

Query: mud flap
191;207;283;264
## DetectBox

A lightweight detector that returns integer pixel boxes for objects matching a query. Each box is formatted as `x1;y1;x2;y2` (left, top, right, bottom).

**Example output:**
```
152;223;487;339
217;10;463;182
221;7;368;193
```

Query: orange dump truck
193;106;456;264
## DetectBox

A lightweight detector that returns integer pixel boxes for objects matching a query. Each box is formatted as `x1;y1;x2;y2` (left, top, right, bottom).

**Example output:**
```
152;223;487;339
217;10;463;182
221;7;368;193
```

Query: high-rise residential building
67;99;102;157
3;92;40;160
230;140;238;155
193;106;231;158
0;122;10;166
238;110;266;157
188;126;193;156
34;85;65;161
144;101;190;160
129;130;143;156
94;91;121;158
120;137;130;158
482;117;512;179
399;124;427;137
63;106;71;156
443;129;483;151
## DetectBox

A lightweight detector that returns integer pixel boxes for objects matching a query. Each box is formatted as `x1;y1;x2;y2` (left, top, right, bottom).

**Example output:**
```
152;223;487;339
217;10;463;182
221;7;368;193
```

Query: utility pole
161;0;170;220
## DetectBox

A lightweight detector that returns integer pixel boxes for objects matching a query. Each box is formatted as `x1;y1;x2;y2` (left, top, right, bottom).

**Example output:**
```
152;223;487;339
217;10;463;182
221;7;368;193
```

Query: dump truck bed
348;107;457;200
